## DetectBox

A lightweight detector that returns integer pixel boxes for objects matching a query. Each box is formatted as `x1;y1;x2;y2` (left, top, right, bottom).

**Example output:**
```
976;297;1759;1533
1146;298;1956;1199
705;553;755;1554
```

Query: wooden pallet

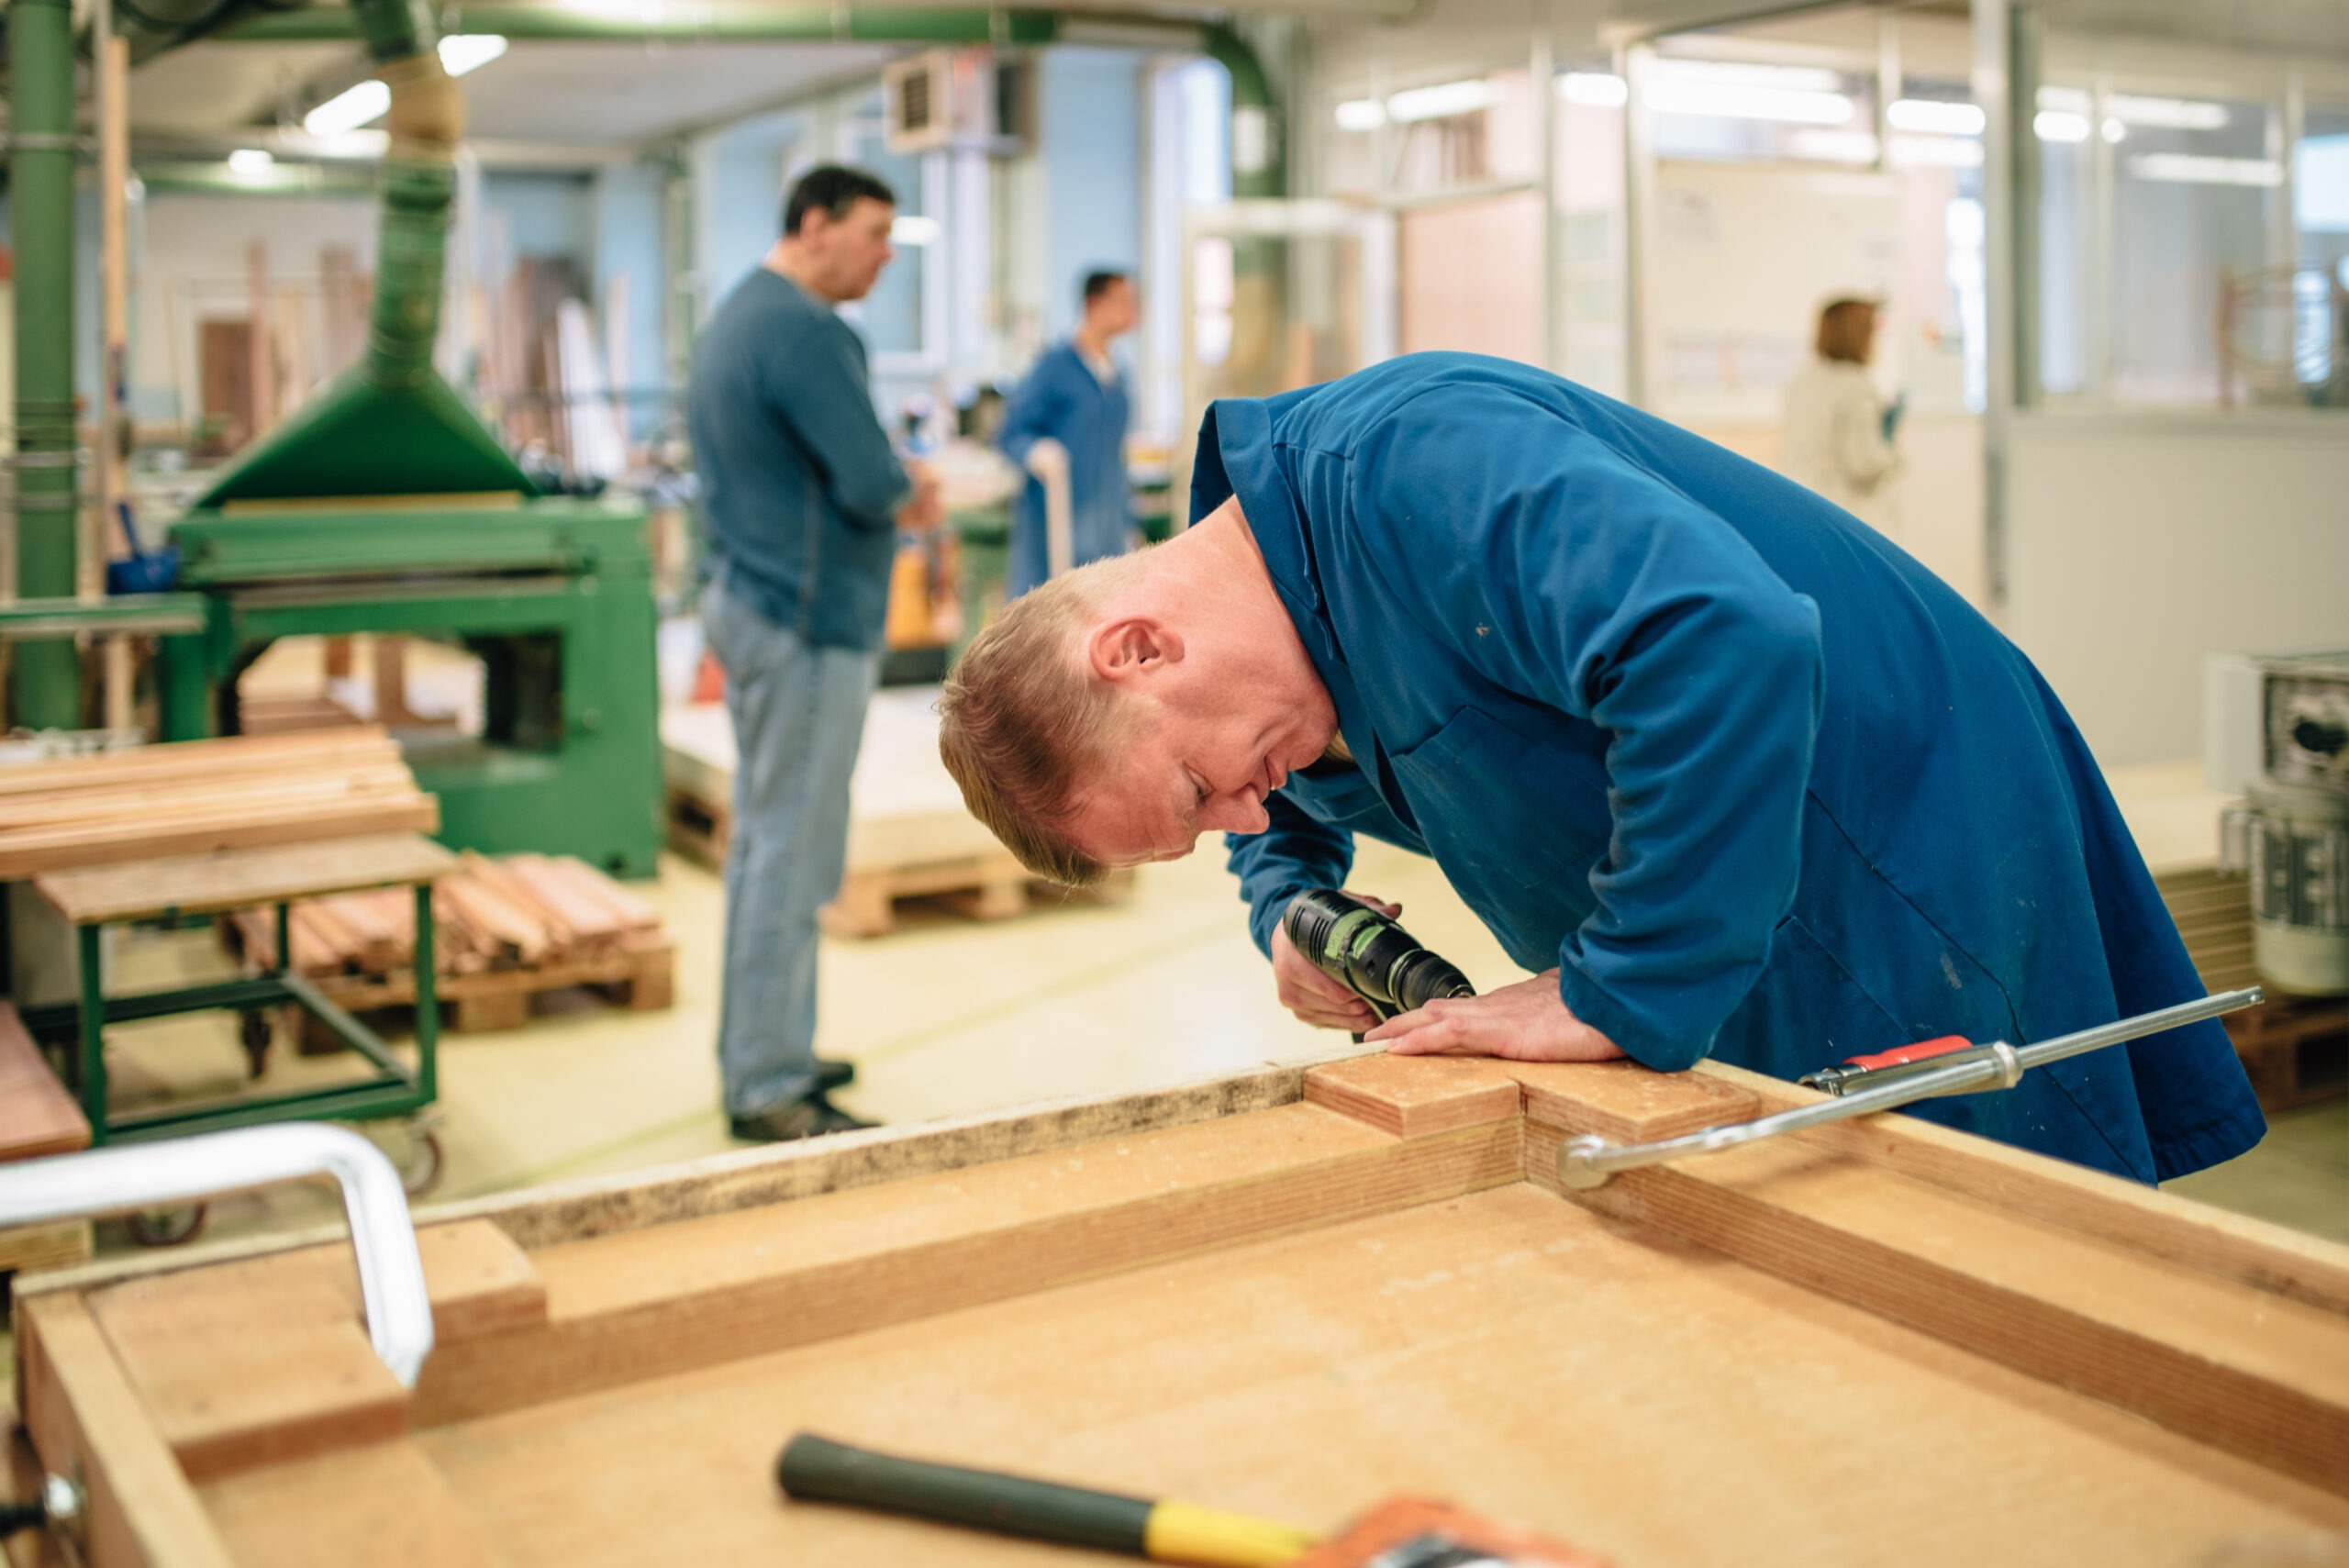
225;851;675;1037
0;1000;95;1277
2223;994;2349;1112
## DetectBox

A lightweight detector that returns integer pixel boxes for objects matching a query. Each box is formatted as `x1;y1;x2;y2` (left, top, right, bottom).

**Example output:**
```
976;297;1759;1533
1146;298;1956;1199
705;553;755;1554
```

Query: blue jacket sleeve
764;319;909;528
997;350;1068;470
1354;390;1824;1070
1226;793;1355;958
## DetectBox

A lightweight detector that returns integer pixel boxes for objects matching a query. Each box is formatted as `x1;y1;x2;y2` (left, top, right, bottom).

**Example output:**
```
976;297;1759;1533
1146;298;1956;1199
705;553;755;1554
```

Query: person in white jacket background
1780;296;1905;542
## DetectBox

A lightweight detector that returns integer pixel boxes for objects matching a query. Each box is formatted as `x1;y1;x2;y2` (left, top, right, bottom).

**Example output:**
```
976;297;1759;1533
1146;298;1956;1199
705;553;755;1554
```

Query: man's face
1063;639;1338;869
803;197;897;303
1088;278;1141;339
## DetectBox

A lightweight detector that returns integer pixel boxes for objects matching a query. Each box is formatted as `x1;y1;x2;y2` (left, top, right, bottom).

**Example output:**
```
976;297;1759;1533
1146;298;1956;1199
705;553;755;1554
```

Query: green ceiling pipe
1202;23;1283;200
7;0;82;728
223;6;1058;46
195;0;535;506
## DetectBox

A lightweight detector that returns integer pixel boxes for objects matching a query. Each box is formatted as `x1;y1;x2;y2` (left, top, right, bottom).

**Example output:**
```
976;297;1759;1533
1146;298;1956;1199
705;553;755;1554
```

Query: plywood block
1304;1052;1524;1138
83;1221;543;1479
201;1440;514;1568
415;1104;1524;1424
1504;1059;1761;1143
16;1295;239;1568
1563;1133;2349;1497
90;1261;409;1481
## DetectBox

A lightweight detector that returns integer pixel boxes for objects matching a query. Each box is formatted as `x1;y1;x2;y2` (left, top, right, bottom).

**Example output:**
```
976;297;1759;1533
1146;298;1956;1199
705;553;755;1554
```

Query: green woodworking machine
150;0;661;877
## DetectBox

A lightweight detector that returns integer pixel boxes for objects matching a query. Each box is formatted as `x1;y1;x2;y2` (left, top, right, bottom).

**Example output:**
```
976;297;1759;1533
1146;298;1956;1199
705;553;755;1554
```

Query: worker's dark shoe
729;1093;875;1144
815;1057;857;1092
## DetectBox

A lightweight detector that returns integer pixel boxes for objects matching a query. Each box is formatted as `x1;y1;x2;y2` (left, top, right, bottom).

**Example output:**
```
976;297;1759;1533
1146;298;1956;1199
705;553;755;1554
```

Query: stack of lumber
230;851;673;1035
0;729;436;880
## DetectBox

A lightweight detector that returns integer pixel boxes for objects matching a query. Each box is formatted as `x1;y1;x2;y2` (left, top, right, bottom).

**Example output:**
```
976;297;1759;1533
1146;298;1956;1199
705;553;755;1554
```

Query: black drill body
1280;888;1476;1023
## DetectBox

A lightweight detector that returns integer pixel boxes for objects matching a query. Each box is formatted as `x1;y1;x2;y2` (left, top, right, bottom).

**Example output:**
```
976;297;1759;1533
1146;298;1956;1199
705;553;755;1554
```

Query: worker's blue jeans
702;572;878;1118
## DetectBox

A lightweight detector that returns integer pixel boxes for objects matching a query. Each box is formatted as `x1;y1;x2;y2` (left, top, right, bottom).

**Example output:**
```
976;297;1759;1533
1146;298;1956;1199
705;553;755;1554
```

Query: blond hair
939;551;1152;886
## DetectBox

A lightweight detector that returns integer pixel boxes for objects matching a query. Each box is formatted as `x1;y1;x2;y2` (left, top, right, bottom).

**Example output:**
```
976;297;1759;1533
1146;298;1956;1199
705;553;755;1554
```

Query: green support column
8;0;83;730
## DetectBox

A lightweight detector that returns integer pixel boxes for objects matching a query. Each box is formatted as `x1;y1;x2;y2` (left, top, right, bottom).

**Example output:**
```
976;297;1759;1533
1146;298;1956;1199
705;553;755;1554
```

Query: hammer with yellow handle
776;1433;1319;1566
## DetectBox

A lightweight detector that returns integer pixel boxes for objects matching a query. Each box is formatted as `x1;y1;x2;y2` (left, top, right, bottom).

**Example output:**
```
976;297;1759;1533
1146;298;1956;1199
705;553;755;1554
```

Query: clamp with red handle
1798;1035;2001;1097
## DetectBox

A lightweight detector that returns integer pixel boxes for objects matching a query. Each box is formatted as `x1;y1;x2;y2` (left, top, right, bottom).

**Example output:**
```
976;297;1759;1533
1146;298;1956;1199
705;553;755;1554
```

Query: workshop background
0;0;2344;1507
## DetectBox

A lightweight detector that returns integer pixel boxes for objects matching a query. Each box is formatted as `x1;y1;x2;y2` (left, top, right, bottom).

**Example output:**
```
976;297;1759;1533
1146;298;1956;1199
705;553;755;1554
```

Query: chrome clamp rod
1556;988;2265;1191
0;1123;435;1386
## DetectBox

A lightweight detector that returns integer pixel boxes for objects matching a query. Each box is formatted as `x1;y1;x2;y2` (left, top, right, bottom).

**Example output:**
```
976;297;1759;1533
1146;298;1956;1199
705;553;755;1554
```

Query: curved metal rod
0;1123;434;1385
1558;988;2266;1191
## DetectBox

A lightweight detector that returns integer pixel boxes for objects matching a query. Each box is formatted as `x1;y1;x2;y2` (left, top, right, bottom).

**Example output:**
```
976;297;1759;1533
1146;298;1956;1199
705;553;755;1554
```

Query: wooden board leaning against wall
12;1052;2349;1568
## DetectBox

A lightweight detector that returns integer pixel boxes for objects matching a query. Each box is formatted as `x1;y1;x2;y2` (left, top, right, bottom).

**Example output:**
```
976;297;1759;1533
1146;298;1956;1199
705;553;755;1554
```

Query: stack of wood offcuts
229;851;674;1036
0;728;435;878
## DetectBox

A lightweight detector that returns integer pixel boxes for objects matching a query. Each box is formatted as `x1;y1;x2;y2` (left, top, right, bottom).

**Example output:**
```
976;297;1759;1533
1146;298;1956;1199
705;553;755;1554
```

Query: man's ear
1084;614;1184;686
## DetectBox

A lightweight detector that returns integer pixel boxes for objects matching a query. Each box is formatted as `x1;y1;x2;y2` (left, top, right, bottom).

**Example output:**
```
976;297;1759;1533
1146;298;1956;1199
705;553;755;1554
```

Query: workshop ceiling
131;37;904;146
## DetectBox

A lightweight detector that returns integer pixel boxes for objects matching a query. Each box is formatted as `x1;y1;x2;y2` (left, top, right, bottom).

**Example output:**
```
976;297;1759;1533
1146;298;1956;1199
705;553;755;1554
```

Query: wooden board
35;835;457;927
17;1055;2349;1568
0;1004;88;1163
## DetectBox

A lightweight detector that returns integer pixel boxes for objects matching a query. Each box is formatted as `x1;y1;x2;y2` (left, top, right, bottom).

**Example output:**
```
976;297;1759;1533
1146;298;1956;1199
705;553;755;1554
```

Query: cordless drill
1280;888;1476;1025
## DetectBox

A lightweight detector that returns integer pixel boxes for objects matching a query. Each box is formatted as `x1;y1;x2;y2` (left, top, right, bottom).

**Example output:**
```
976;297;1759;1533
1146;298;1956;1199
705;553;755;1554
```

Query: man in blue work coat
937;352;2264;1183
998;270;1140;597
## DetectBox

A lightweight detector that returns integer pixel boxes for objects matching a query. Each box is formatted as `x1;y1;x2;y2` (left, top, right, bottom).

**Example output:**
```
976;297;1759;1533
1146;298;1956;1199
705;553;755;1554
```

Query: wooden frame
13;1053;2349;1566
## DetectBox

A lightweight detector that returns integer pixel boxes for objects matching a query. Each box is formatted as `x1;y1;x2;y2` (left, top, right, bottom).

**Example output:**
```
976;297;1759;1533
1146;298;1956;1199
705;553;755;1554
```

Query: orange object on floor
693;649;725;703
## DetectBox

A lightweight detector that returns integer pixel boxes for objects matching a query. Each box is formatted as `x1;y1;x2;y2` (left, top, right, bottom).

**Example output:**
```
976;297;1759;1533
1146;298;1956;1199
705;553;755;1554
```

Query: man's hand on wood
1365;969;1627;1062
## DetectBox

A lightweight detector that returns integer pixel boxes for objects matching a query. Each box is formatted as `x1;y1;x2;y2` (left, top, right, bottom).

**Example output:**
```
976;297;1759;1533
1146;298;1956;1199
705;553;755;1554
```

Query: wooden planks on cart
0;1001;94;1276
227;851;673;1035
0;730;437;881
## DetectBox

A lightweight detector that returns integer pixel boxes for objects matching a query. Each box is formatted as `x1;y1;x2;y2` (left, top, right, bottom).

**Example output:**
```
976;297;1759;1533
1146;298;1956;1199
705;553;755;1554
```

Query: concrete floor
71;835;2349;1253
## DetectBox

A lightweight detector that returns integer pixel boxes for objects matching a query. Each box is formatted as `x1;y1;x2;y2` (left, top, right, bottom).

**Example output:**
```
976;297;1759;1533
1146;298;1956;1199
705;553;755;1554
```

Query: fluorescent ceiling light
1646;79;1854;125
889;215;941;245
2132;153;2282;187
1893;134;1984;168
2037;85;2226;130
2034;110;2090;144
1557;72;1627;108
1560;72;1628;107
438;34;508;76
1887;98;1984;137
1787;129;1877;164
2107;93;2227;130
1386;79;1495;124
227;148;275;176
1333;98;1386;131
305;79;391;136
2102;117;2127;144
1653;60;1842;93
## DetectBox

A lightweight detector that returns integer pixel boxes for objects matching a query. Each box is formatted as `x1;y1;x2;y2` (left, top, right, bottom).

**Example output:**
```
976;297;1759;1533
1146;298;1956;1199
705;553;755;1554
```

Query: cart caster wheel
127;1205;208;1248
238;1009;273;1079
399;1129;445;1197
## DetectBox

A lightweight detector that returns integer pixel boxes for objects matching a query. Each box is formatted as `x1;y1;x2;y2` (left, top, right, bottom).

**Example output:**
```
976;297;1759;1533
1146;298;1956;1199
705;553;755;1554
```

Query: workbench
12;1052;2349;1566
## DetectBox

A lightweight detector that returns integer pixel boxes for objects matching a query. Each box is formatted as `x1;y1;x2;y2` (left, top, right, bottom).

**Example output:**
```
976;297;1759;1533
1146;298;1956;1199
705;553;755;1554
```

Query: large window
2028;1;2349;411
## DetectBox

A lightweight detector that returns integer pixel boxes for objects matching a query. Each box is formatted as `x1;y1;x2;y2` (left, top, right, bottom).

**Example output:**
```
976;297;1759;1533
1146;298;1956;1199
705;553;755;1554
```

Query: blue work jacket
1205;353;2263;1183
999;340;1133;598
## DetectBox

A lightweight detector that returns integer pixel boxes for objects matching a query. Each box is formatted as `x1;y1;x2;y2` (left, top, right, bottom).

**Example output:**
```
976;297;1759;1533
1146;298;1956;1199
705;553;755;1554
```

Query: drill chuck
1281;889;1475;1021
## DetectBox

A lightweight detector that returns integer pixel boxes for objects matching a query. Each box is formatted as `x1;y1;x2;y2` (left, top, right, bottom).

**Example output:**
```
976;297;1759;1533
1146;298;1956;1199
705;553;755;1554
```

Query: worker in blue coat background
938;352;2264;1184
998;270;1140;598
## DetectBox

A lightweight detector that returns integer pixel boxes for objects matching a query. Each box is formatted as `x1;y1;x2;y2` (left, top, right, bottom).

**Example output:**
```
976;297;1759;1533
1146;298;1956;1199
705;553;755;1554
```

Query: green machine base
157;496;665;878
